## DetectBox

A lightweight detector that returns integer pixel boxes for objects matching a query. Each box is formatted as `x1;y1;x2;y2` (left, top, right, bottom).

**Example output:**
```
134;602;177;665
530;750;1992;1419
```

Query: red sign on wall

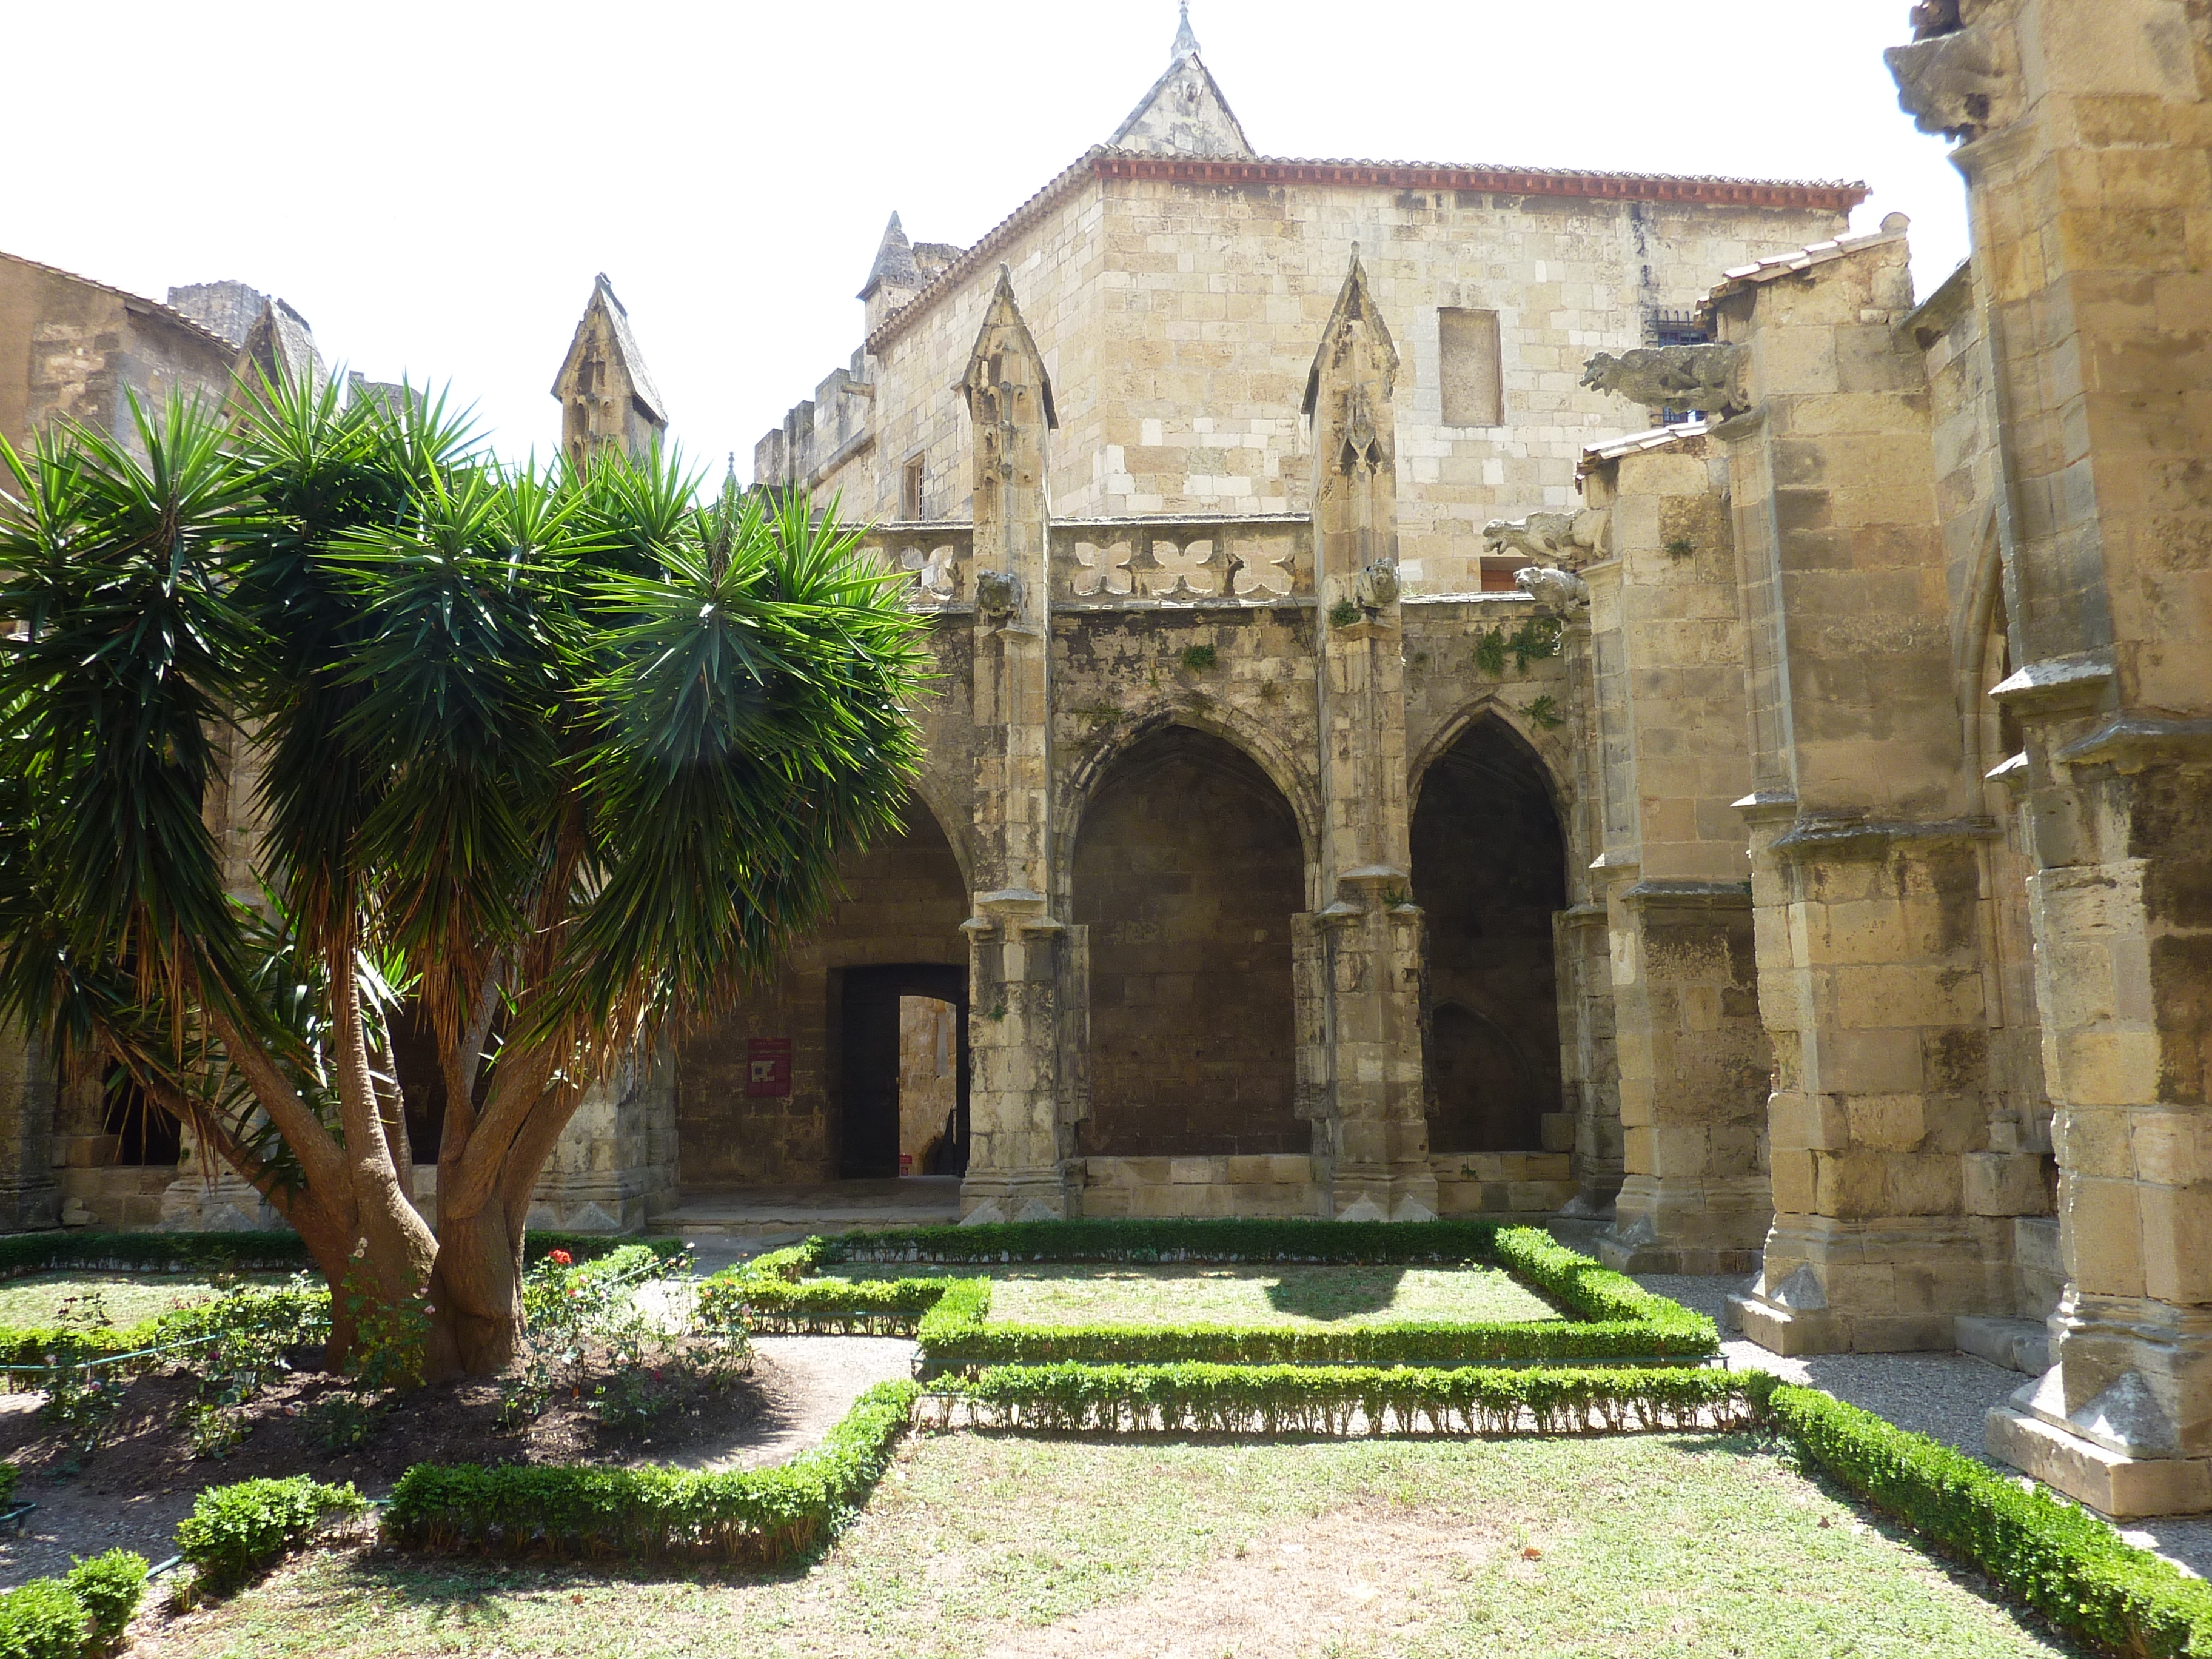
746;1037;792;1098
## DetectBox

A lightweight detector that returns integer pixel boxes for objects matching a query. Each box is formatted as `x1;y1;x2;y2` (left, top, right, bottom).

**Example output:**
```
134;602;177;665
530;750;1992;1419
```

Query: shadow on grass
1262;1265;1406;1321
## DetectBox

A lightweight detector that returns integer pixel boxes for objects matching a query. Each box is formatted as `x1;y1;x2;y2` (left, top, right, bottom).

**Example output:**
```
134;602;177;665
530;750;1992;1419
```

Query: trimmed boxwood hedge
931;1361;1757;1436
1755;1379;2212;1658
912;1227;1714;1373
0;1228;679;1284
716;1223;1715;1372
382;1379;919;1564
178;1475;367;1590
0;1550;148;1658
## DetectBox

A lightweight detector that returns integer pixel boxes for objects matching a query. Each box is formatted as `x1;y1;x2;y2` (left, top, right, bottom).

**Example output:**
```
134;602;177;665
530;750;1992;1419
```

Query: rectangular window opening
900;454;925;521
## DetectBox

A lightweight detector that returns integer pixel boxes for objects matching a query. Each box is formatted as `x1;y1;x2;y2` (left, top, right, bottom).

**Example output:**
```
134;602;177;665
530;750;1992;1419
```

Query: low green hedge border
382;1379;919;1564
719;1224;1716;1373
827;1217;1514;1265
1757;1379;2212;1659
928;1361;1756;1436
0;1549;147;1658
0;1229;680;1283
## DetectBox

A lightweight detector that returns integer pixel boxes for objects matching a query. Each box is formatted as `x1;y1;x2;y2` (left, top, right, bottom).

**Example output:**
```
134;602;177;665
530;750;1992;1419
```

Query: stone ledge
1730;1296;1955;1356
1601;1241;1760;1275
1954;1314;2050;1375
1986;1406;2212;1519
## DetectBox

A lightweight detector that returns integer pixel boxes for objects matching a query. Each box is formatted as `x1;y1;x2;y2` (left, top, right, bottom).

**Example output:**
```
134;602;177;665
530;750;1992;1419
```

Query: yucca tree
0;383;926;1376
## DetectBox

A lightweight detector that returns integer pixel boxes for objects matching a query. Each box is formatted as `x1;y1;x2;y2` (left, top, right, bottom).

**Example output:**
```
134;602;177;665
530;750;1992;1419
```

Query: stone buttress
1299;253;1436;1222
956;269;1084;1223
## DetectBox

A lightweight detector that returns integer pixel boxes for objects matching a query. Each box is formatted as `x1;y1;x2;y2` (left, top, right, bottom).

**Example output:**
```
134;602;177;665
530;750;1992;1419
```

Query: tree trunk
424;1205;526;1378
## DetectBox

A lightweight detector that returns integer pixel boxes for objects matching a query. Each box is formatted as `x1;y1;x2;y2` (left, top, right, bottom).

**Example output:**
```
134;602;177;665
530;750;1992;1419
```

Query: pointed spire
1171;0;1198;60
859;212;924;301
1110;5;1253;158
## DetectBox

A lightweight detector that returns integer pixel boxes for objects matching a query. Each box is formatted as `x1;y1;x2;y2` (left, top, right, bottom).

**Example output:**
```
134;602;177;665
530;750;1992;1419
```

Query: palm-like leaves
0;384;927;1329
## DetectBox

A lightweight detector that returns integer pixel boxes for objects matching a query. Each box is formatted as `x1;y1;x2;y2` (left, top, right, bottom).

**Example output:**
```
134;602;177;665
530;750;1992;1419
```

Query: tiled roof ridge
863;148;1868;356
1699;215;1912;315
1578;420;1709;477
0;247;237;355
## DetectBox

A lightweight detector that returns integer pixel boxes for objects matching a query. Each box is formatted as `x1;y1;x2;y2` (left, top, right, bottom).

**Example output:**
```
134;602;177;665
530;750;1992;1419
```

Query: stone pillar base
1728;1296;1956;1355
1732;1215;2009;1355
1595;1174;1769;1274
960;1167;1076;1224
1988;1404;2212;1519
1330;1166;1439;1223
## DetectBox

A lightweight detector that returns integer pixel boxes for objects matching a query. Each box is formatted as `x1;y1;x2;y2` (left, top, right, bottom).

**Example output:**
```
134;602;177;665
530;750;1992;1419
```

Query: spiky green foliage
0;383;928;1368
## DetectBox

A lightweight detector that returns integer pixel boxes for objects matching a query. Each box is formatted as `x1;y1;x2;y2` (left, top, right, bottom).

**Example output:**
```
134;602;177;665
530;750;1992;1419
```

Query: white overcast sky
7;1;1962;478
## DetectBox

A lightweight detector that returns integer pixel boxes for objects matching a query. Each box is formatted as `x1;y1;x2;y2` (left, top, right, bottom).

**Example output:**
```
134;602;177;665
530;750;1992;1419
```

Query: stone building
6;0;2206;1522
723;12;1856;1228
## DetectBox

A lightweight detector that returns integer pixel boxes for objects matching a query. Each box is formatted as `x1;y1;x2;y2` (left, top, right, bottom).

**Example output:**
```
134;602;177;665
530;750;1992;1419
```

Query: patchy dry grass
137;1432;2078;1658
846;1262;1564;1328
0;1272;300;1330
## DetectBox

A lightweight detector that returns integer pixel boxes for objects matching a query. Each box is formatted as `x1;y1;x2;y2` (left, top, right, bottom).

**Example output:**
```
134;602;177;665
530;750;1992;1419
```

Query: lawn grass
138;1433;2079;1658
0;1271;300;1332
842;1262;1564;1328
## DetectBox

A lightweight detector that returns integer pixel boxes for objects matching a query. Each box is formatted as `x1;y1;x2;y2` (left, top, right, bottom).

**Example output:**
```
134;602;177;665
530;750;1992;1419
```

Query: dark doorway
100;1064;181;1166
838;964;969;1178
1412;716;1568;1153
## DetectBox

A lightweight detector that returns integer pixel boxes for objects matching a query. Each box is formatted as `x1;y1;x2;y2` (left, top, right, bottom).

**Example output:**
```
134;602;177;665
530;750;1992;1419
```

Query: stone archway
674;793;970;1187
1072;725;1304;1157
1412;714;1568;1153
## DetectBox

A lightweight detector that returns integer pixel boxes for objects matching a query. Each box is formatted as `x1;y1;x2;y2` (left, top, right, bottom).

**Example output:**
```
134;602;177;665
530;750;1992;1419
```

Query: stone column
1553;904;1622;1215
1698;226;2013;1353
1886;0;2212;1515
1302;251;1433;1222
1571;433;1771;1272
957;268;1078;1224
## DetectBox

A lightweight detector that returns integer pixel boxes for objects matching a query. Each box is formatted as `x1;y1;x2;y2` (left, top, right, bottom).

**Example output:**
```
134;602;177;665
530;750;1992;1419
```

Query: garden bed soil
0;1335;914;1586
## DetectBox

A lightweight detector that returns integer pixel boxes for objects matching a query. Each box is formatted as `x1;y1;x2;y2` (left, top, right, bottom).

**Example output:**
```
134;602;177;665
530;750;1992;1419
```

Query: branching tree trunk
0;381;928;1379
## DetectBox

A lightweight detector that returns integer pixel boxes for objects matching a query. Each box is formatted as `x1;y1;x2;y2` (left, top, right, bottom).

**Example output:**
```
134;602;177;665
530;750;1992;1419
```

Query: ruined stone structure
8;0;2207;1522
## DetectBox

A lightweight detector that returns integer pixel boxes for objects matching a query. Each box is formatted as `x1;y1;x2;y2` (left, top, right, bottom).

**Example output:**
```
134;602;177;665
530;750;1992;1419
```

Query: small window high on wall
900;454;925;520
1439;308;1503;428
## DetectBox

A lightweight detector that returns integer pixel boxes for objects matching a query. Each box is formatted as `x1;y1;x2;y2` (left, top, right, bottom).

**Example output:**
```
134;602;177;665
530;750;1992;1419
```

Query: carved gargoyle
1884;4;2017;142
1481;509;1606;569
1580;343;1747;418
974;568;1022;623
1514;566;1591;612
1353;561;1399;611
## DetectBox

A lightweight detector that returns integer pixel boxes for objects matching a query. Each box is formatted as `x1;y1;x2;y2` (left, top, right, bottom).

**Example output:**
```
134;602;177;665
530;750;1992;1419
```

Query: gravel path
670;1336;916;1473
1638;1272;2212;1579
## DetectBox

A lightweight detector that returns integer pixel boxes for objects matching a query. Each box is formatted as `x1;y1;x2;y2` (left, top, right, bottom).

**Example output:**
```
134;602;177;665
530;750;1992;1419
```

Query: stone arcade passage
675;797;970;1189
1073;724;1304;1161
1414;716;1568;1158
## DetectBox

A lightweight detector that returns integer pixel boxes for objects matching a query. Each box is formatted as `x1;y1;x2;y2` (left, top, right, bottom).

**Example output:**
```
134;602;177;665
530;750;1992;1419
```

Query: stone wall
765;167;1845;595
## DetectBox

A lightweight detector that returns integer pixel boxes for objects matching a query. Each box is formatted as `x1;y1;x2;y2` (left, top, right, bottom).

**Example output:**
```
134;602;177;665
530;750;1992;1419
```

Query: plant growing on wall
1526;695;1565;730
1473;618;1563;677
1178;644;1216;672
0;382;927;1378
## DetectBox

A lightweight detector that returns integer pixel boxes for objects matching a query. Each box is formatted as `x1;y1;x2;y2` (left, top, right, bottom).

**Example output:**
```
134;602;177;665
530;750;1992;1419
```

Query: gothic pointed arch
1070;722;1305;1158
1410;711;1569;1153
